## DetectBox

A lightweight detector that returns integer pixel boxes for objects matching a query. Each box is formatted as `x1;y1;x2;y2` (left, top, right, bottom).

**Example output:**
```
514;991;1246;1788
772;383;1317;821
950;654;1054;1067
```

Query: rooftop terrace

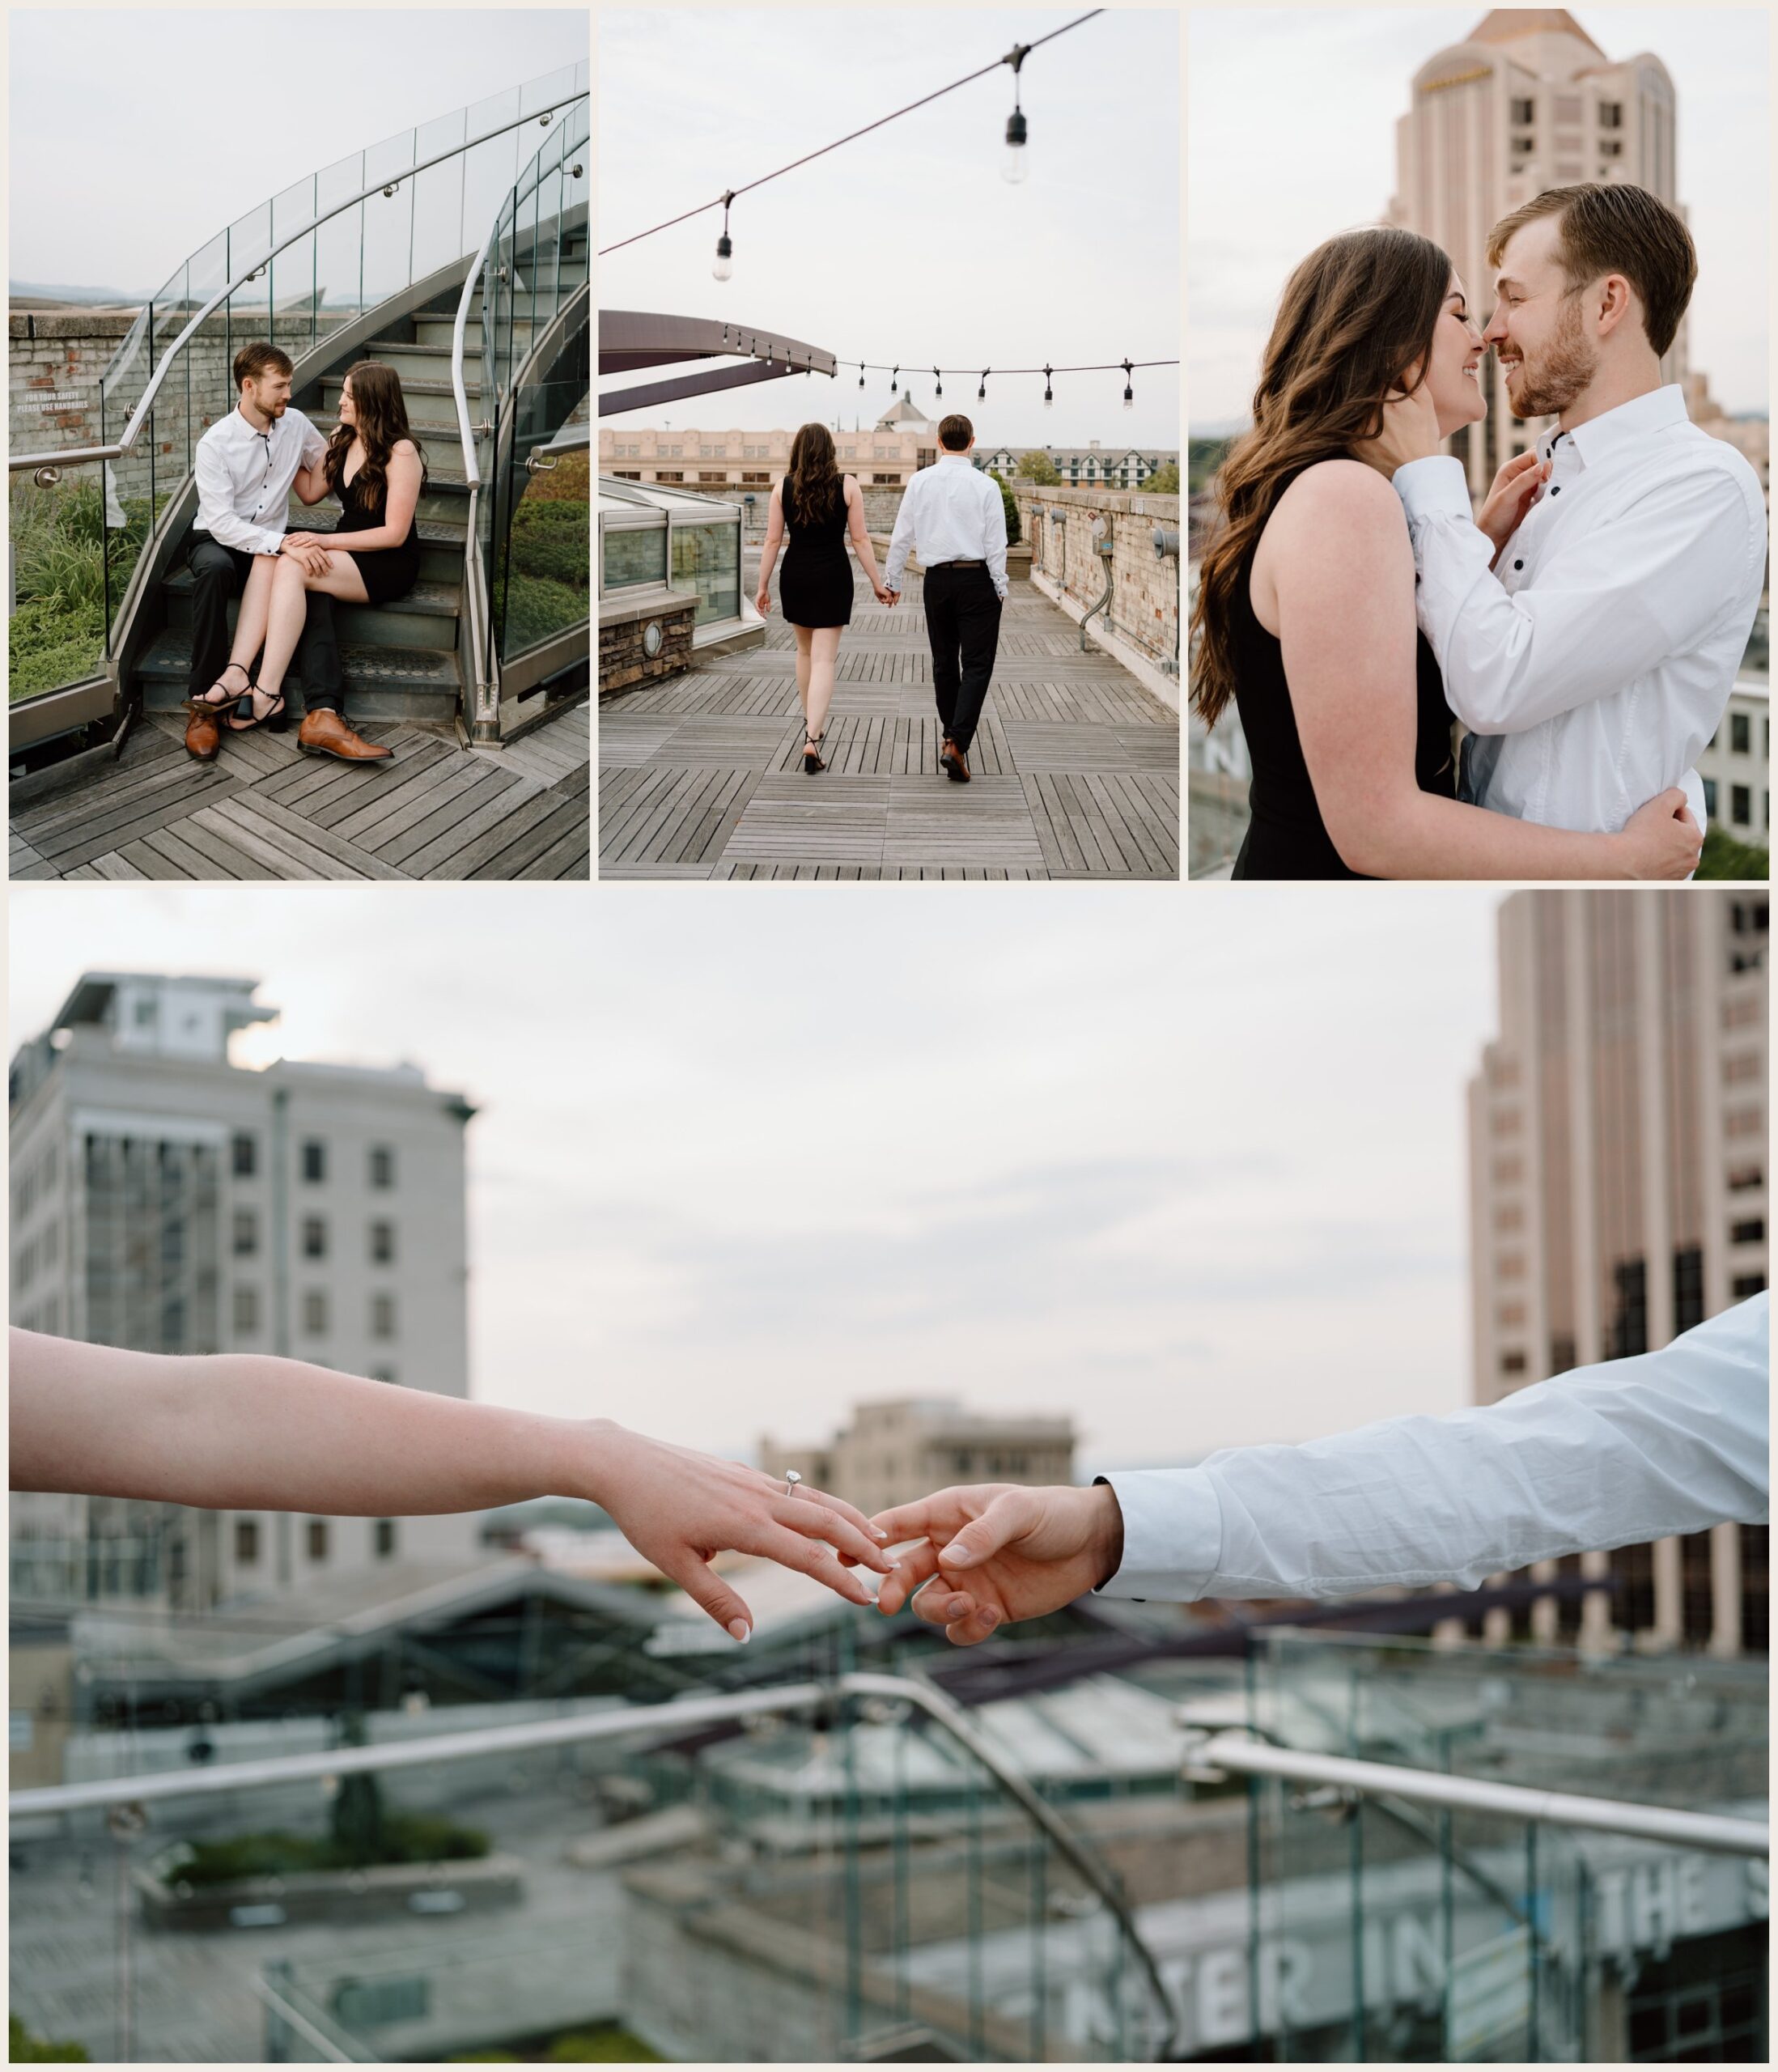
599;554;1179;879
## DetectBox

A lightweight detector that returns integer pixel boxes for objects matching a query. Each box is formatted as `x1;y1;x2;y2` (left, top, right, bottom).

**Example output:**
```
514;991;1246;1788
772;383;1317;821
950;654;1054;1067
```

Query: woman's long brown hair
325;360;429;501
784;422;843;526
1190;226;1450;728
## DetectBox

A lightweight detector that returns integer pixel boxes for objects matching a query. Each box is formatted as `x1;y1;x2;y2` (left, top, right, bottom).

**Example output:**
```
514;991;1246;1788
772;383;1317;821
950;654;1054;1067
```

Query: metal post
1527;1822;1542;2062
966;1757;984;2060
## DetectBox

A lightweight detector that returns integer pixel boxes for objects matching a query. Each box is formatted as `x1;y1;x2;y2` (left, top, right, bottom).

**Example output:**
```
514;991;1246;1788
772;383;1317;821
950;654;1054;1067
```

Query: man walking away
883;414;1009;782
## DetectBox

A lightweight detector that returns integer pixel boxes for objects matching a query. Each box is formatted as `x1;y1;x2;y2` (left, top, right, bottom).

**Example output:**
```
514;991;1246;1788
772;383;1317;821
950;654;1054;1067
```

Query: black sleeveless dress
1230;476;1455;880
778;475;853;629
336;451;422;606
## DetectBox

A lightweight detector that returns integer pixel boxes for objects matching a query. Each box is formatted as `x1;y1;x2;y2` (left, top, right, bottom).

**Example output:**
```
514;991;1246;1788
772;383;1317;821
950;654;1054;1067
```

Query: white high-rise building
9;973;482;1612
1390;10;1684;495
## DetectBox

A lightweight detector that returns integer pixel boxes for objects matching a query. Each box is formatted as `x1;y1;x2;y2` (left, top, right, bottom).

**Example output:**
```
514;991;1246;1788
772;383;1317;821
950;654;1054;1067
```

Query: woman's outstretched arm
1271;463;1700;881
8;1329;891;1638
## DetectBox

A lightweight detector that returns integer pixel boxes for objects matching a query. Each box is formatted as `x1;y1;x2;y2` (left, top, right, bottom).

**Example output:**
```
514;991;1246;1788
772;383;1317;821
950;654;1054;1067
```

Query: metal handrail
11;1669;1182;2060
1191;1729;1769;1859
6;90;587;478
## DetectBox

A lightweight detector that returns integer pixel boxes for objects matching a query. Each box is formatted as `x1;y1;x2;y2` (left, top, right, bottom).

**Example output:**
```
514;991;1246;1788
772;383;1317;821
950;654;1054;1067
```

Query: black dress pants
185;534;346;715
921;563;1003;754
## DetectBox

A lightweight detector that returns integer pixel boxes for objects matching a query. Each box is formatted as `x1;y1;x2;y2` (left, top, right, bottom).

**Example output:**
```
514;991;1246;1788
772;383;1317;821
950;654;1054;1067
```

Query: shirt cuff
1393;455;1472;528
1093;1468;1223;1602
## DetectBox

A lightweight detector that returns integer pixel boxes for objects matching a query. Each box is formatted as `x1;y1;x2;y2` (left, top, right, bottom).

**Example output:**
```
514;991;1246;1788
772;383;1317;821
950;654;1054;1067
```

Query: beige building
1467;890;1768;1657
600;390;937;490
1390;9;1684;495
8;973;483;1615
760;1399;1076;1519
1696;680;1771;849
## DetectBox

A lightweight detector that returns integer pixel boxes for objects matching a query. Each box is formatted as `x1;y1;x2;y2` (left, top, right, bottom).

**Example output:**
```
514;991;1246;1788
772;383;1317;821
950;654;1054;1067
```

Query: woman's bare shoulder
1273;457;1399;524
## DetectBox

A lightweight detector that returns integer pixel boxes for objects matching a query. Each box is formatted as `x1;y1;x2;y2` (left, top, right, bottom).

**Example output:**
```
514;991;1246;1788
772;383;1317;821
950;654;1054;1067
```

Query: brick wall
10;311;350;500
599;593;698;695
1016;482;1182;673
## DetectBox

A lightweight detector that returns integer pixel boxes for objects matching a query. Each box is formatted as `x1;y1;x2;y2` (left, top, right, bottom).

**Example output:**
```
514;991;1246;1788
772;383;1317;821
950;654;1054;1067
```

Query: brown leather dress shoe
298;709;393;763
942;739;971;783
185;709;222;762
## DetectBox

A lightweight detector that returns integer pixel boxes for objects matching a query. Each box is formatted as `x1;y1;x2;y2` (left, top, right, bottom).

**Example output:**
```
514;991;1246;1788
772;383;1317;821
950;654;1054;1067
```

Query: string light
712;190;735;282
1004;43;1030;185
978;369;990;400
889;364;899;393
933;366;943;399
1122;359;1135;412
858;363;865;389
1044;363;1054;410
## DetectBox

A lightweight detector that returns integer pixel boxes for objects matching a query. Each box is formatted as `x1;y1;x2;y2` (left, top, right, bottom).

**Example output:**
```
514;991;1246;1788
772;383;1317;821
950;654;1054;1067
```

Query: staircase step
163;571;460;652
138;630;461;723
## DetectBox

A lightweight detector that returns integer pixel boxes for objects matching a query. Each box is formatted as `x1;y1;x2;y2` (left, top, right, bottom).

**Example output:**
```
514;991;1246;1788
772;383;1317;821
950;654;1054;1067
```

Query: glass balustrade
8;62;586;725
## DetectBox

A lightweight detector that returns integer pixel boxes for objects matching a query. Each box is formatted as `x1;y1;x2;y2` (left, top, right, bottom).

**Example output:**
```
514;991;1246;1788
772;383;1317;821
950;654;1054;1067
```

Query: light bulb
713;233;733;282
1123;388;1134;411
1004;110;1029;185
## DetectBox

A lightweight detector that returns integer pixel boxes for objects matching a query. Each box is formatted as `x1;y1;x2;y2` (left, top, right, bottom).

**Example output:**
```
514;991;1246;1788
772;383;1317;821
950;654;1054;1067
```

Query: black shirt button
1513;559;1523;571
1549;486;1559;495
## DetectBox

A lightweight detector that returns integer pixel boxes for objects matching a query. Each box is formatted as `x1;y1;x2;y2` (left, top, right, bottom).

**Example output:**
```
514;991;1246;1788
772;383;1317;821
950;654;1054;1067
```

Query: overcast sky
599;6;1181;450
10;886;1504;1475
7;8;587;295
1190;6;1770;429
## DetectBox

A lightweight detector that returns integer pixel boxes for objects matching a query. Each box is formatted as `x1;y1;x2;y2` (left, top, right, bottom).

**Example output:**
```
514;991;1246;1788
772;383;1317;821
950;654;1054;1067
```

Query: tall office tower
1468;892;1768;1657
9;972;482;1612
1390;11;1683;495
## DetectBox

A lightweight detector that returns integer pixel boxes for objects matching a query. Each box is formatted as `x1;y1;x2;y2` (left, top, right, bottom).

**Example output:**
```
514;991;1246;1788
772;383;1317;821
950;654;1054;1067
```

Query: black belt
936;558;985;567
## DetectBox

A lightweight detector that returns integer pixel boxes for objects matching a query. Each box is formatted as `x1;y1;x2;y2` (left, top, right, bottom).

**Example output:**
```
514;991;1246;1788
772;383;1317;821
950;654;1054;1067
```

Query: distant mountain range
11;281;148;307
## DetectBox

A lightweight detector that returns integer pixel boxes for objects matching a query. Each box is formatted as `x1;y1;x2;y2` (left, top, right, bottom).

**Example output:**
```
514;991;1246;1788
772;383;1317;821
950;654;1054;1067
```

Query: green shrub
996;475;1021;547
524;448;590;505
510;498;589;588
1697;824;1770;880
501;571;587;652
176;1808;490;1886
7;482;165;703
10;2015;91;2061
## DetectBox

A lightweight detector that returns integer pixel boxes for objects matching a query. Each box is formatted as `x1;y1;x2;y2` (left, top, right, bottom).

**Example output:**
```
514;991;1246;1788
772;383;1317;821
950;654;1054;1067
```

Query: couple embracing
1195;180;1766;880
181;342;428;765
754;413;1008;783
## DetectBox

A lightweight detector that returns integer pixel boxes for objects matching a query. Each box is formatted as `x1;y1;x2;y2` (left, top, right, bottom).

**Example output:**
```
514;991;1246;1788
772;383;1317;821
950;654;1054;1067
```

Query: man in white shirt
868;1293;1769;1641
883;413;1010;783
184;341;391;766
1383;184;1765;839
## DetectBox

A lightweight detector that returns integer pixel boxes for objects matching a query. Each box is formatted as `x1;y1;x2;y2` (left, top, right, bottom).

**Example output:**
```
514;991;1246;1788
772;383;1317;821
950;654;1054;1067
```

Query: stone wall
598;591;698;695
10;310;354;498
1016;482;1181;675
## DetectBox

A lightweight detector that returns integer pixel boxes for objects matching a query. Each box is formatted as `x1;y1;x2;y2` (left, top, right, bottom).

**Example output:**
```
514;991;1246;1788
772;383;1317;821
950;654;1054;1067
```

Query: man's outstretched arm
872;1294;1768;1644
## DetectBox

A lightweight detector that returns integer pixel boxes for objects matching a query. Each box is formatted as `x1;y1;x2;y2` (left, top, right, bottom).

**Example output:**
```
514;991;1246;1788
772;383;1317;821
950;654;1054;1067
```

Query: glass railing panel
464;82;523;152
266;175;321;367
520;61;586;120
359;130;418;321
494;384;588;667
409;108;470;281
8;461;137;701
225;197;275;288
312;151;368;341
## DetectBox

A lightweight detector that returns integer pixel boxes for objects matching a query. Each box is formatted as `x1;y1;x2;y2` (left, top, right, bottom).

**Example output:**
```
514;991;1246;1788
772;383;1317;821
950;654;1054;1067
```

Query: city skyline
11;885;1500;1475
1189;6;1769;431
598;6;1180;449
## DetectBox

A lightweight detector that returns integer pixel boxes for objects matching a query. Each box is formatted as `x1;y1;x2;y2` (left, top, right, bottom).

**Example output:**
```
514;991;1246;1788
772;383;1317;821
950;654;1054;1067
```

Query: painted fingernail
874;1528;890;1540
728;1619;751;1644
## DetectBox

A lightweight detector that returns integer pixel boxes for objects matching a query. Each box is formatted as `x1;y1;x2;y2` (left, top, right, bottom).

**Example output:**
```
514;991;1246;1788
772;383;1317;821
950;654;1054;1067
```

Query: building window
1731;712;1751;754
1732;1272;1767;1297
872;473;900;485
1728;1164;1764;1191
302;1139;326;1184
1500;1351;1527;1375
1511;96;1535;125
369;1145;396;1190
232;1285;261;1334
371;1293;397;1340
1673;1246;1705;1334
236;1518;260;1564
1731;1218;1765;1245
307;1519;329;1561
370;1220;397;1265
232;1208;259;1257
1704;776;1718;817
1732;784;1752;826
375;1519;397;1558
303;1290;329;1336
231;1132;258;1178
302;1216;328;1260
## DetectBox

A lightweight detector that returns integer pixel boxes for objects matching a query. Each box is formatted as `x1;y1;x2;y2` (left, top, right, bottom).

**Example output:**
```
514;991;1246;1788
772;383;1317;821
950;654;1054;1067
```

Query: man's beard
1502;295;1598;418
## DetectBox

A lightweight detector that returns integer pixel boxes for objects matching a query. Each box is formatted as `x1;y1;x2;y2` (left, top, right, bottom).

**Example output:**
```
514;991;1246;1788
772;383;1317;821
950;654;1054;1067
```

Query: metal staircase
8;64;588;758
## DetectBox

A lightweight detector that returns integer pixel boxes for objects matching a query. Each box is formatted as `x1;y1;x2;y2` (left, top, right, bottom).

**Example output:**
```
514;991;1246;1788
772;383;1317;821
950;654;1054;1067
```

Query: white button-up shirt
193;404;329;558
885;453;1009;599
1100;1293;1768;1603
1393;385;1766;835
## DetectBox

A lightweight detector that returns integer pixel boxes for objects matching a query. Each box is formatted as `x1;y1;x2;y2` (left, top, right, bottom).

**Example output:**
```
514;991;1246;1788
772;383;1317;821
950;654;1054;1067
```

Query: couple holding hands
11;1295;1767;1644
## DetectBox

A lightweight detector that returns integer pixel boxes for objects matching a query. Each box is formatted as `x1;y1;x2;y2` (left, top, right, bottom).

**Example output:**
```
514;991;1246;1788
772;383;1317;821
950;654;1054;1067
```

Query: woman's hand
1617;789;1704;880
582;1422;893;1641
1353;378;1444;479
873;584;894;605
282;532;329;554
1478;448;1548;556
754;587;771;618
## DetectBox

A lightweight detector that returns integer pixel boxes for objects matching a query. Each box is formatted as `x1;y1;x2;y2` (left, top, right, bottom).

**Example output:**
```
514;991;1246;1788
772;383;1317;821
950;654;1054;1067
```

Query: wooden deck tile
599;558;1178;878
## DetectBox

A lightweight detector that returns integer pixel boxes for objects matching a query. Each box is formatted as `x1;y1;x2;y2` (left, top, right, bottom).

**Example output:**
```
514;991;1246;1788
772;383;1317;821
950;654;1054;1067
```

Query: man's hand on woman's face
868;1481;1125;1645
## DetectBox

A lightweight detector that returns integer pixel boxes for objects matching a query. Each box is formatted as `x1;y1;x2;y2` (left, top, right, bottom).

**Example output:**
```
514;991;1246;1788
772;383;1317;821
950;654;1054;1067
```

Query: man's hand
881;585;900;607
869;1481;1123;1645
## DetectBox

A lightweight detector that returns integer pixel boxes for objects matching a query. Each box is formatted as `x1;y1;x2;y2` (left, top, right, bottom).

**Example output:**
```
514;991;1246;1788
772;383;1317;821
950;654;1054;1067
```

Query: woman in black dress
1190;227;1699;880
222;360;426;730
754;422;893;773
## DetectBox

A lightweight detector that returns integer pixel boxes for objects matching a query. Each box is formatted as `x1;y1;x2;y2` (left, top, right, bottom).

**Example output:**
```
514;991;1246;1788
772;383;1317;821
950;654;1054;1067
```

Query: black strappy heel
227;678;288;732
802;728;826;775
185;660;253;715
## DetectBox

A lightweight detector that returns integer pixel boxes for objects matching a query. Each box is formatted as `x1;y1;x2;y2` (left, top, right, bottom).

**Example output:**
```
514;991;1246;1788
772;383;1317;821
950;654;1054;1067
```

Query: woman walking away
755;422;893;773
